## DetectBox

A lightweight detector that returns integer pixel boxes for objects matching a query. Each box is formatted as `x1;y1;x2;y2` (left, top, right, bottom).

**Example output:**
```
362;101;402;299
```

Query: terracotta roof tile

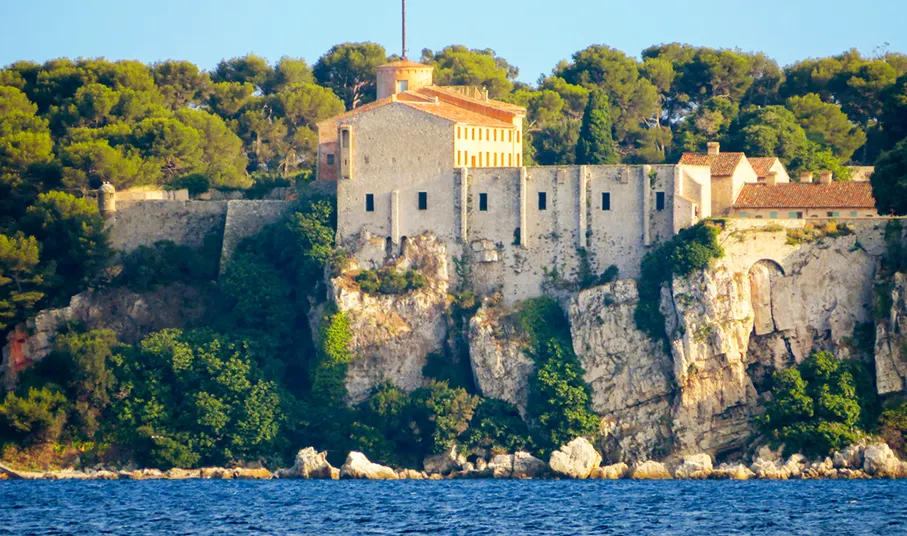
748;157;780;178
400;100;514;128
377;60;433;69
415;87;526;116
678;152;746;176
733;182;876;209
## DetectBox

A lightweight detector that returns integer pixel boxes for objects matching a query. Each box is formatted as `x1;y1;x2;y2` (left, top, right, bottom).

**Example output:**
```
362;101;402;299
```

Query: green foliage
462;398;533;455
872;140;907;216
422;350;474;392
520;297;598;451
111;329;286;468
635;221;724;339
758;351;876;456
118;236;220;291
355;268;426;295
575;89;618;165
0;233;46;330
785;221;854;245
313;43;387;109
310;309;353;405
787;93;867;161
879;400;907;456
0;387;69;444
423;46;517;99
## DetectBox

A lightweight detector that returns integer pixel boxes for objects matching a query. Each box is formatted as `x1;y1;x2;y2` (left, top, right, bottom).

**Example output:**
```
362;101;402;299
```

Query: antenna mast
402;0;407;59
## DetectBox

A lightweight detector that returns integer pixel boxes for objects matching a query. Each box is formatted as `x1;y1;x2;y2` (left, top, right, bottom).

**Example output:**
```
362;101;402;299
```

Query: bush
757;351;874;456
310;309;353;405
635;221;724;339
355;268;427;295
165;174;210;196
520;297;598;451
119;236;220;291
461;398;533;455
600;264;620;284
0;387;69;444
879;400;907;457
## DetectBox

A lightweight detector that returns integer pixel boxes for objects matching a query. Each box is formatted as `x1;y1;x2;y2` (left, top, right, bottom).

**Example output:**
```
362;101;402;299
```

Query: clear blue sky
2;0;905;84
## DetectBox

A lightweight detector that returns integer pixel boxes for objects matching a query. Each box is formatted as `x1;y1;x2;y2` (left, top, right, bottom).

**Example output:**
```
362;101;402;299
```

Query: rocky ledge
6;438;907;482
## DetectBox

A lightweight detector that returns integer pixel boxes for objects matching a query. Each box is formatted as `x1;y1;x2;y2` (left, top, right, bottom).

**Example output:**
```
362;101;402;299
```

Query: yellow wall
377;66;434;100
730;207;880;219
454;123;523;168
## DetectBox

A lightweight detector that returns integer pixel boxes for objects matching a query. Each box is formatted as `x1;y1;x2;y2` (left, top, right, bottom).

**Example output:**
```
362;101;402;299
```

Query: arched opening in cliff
399;236;409;256
746;259;789;392
748;259;785;337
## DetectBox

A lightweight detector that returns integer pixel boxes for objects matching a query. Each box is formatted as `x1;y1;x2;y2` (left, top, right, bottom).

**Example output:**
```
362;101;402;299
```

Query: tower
375;0;433;99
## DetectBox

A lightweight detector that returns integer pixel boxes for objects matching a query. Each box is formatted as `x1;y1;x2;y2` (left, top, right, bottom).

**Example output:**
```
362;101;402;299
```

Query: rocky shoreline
3;438;907;482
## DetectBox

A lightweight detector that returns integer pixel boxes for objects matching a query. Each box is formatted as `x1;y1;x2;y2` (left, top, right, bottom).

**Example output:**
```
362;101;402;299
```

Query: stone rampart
108;201;228;253
220;200;296;270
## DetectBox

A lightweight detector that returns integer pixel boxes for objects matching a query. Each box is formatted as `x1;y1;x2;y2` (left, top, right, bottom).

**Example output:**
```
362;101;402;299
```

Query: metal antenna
402;0;407;59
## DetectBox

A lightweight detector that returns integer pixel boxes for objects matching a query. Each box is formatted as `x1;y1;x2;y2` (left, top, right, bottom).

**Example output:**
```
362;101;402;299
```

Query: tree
0;233;45;330
152;60;211;109
786;93;866;161
175;109;251;188
59;139;155;191
23;191;110;298
266;57;315;94
0;86;54;193
871;139;907;215
129;117;203;179
422;46;517;99
211;54;274;93
313;43;387;109
879;74;907;151
672;97;739;156
729;105;811;169
575;89;618;165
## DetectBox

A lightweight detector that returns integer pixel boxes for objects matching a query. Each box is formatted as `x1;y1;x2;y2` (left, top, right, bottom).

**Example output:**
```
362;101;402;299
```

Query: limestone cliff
1;283;211;388
875;272;907;394
331;233;450;403
468;304;534;414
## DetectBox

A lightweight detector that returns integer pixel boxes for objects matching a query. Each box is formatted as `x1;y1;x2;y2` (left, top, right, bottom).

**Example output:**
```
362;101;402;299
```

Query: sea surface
1;479;906;535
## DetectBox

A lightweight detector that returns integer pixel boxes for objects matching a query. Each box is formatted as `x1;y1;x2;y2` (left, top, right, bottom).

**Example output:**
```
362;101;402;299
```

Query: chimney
707;142;720;156
799;172;813;184
819;171;833;185
766;171;778;187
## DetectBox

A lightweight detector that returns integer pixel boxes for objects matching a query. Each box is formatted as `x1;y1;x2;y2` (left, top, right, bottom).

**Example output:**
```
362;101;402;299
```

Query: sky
2;0;906;84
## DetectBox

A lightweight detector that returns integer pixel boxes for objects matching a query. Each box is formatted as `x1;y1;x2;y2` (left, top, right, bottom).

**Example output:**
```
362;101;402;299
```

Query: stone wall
108;201;229;253
220;200;296;270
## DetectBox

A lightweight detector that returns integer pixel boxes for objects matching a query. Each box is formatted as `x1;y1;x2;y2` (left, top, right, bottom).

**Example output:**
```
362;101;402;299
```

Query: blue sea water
1;479;906;535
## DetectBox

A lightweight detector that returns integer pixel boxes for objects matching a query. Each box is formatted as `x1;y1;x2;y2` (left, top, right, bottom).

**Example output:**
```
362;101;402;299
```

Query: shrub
757;351;874;456
879;400;907;457
520;297;598;451
165;174;210;196
600;264;620;284
310;309;353;405
635;221;724;339
461;398;533;455
0;387;69;444
355;268;427;295
119;236;220;291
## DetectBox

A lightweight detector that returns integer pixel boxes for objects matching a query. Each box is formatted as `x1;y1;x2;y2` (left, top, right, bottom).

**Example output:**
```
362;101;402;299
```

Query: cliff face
468;305;534;414
875;272;907;394
331;233;450;403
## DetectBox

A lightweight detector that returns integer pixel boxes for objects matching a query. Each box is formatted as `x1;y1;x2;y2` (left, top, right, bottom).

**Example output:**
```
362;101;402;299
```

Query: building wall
376;66;434;100
454;125;521;168
767;160;790;183
730;207;880;219
109;201;228;253
336;102;459;245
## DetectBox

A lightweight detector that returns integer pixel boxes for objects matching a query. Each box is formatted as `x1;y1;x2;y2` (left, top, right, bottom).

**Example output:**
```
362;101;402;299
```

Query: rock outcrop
548;437;602;479
468;305;535;414
2;283;210;389
671;453;713;479
340;452;399;480
511;452;547;479
277;447;338;479
331;233;450;403
875;273;907;394
423;445;464;476
630;460;672;480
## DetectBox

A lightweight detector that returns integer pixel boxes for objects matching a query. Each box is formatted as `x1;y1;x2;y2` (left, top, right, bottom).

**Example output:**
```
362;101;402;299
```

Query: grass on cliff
634;220;725;341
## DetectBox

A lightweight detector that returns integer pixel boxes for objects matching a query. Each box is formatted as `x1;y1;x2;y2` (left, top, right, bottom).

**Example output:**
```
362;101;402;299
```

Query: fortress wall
108;201;228;253
220;200;296;270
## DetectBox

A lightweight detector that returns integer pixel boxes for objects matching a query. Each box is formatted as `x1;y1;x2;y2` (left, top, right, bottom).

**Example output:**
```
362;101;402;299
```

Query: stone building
730;171;879;219
748;157;790;184
679;142;759;215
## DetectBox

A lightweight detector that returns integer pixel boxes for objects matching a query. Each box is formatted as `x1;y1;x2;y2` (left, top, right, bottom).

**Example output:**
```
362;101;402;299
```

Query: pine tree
575;89;619;165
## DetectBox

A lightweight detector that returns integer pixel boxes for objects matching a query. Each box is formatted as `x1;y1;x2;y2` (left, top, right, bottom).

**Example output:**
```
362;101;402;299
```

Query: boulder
511;452;546;479
750;459;786;479
672;453;713;479
340;452;398;480
234;468;272;480
91;470;119;480
630;460;672;480
780;454;808;479
119;469;165;480
45;470;90;480
278;447;336;479
548;438;601;479
398;469;426;480
591;463;628;480
166;468;200;479
490;454;513;479
423;445;463;476
711;463;755;480
753;444;784;464
833;443;865;469
863;443;905;477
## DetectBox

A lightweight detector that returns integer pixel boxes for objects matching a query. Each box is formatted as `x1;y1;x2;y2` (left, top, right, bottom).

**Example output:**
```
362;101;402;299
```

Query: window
770;211;777;218
538;192;547;210
516;131;521;143
479;153;483;167
418;192;428;210
471;156;476;167
655;192;665;211
493;130;497;142
479;193;488;211
493;153;497;166
486;129;490;140
457;127;461;140
341;129;350;148
739;211;748;217
457;151;461;166
602;192;611;211
326;153;335;165
509;131;513;142
517;154;521;166
851;211;858;217
789;211;804;219
479;129;482;141
471;128;475;141
486;152;490;166
755;215;763;219
365;194;374;212
508;154;512;166
396;80;408;92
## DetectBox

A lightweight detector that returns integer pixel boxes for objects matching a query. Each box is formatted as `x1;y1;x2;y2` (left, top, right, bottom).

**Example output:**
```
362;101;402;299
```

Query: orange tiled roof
748;157;780;178
678;152;746;176
733;182;876;209
416;86;526;116
399;100;514;128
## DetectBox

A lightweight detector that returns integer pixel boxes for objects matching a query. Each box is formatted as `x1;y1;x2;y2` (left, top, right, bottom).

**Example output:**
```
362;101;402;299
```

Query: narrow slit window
656;192;665;211
418;192;427;210
365;194;374;212
341;129;350;148
538;192;547;211
517;154;521;166
508;154;512;166
602;192;611;211
509;131;513;142
457;151;461;166
479;193;488;211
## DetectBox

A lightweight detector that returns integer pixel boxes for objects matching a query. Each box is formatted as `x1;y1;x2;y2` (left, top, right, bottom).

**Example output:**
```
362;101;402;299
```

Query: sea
1;479;906;535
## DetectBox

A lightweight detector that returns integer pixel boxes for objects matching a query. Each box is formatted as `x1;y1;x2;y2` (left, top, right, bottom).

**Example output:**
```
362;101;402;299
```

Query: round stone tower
376;60;434;100
98;182;116;217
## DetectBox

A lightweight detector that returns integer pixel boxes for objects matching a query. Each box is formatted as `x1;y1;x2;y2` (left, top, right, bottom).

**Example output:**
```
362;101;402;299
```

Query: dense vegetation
758;351;878;456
